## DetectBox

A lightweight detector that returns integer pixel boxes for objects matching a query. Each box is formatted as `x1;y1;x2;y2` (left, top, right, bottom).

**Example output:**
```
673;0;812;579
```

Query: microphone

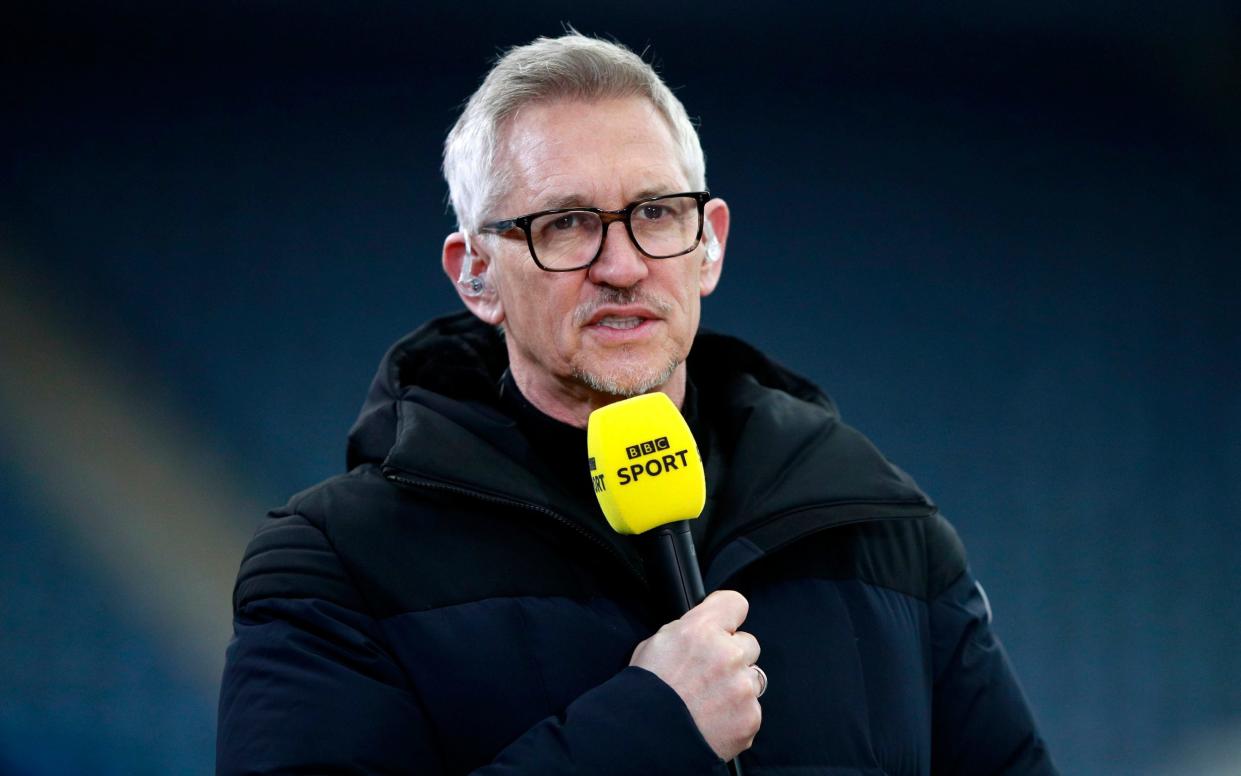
587;393;746;776
586;392;707;618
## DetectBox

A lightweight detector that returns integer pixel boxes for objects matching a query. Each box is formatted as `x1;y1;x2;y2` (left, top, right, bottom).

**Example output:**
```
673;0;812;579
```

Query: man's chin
571;356;680;398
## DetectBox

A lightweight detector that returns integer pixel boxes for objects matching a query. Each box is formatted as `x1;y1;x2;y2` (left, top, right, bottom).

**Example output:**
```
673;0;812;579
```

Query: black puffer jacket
217;312;1057;775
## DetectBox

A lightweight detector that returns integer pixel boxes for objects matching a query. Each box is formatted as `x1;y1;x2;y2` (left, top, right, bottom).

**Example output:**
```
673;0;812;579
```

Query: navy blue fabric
930;574;1055;775
217;313;1057;774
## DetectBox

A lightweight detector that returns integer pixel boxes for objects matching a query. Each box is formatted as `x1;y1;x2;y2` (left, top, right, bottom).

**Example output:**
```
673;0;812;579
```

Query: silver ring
752;665;768;698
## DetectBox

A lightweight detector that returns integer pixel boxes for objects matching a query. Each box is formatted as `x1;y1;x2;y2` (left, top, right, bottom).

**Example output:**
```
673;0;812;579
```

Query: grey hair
443;32;707;234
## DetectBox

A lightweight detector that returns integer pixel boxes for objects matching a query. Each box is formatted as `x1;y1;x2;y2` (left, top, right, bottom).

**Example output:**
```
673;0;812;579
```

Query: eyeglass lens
528;195;701;269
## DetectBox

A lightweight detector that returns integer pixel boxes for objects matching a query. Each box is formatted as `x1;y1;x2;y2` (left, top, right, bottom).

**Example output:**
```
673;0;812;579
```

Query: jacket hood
346;311;840;469
347;311;935;583
347;312;508;471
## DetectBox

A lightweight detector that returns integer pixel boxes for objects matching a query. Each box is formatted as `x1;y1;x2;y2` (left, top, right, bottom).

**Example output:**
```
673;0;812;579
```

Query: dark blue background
5;3;1239;773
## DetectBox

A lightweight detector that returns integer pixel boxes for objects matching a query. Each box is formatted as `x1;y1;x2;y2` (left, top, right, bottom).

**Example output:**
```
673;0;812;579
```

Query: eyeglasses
477;191;712;272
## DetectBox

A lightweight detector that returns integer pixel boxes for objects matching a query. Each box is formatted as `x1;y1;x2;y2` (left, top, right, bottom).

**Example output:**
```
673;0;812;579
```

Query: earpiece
457;233;488;297
704;223;721;264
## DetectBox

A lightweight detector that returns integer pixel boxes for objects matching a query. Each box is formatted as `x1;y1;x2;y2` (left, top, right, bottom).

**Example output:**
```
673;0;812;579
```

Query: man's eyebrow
536;187;680;212
630;187;676;202
538;193;592;211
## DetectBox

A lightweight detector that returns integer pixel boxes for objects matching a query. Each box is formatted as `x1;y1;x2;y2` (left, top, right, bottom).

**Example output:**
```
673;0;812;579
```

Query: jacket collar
348;312;935;588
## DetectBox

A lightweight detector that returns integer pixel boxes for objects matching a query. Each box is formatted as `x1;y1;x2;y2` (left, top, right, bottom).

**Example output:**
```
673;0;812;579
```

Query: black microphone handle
642;521;706;617
641;521;745;776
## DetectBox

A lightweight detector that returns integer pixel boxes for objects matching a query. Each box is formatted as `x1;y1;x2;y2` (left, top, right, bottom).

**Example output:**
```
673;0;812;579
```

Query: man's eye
553;213;585;230
638;205;668;221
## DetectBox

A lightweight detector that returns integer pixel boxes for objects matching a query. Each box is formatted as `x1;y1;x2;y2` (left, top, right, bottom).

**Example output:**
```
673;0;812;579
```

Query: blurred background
3;2;1239;773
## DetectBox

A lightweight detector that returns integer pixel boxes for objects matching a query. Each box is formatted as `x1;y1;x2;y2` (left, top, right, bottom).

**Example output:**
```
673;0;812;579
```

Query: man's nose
587;222;650;288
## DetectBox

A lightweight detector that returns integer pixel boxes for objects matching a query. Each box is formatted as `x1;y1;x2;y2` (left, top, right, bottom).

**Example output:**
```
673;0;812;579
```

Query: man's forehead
497;97;688;212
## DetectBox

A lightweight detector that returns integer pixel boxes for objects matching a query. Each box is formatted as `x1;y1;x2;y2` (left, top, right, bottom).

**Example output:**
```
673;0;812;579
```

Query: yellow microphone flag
586;392;706;535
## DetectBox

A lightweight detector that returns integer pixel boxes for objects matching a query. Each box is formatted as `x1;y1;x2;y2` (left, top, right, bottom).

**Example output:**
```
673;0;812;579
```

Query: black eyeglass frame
477;191;713;272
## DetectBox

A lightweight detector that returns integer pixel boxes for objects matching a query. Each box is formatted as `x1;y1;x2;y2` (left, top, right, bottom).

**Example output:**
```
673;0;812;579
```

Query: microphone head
586;392;706;535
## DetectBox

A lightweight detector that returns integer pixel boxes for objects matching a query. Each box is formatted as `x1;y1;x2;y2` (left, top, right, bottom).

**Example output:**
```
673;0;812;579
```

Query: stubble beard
571;349;681;398
570;286;682;398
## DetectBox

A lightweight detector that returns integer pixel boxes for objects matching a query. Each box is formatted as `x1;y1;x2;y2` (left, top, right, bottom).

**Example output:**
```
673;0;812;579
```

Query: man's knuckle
733;673;753;697
694;618;720;640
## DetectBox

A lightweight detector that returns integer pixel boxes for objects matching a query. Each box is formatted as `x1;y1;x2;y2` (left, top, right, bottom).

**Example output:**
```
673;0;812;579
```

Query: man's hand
629;590;763;761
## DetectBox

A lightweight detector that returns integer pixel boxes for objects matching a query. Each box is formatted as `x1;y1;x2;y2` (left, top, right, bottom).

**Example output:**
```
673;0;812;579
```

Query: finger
750;665;768;698
690;589;749;633
733;630;761;667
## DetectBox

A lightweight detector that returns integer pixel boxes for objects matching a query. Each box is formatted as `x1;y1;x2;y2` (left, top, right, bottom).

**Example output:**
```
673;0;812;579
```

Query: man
218;33;1057;775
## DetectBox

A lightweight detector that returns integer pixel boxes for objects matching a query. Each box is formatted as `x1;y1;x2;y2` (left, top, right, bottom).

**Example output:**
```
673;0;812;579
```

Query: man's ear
442;231;504;324
699;199;729;297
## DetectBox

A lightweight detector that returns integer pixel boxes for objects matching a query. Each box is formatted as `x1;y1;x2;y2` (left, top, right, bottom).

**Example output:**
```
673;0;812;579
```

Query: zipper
383;468;647;584
703;499;936;588
386;471;931;593
706;498;933;557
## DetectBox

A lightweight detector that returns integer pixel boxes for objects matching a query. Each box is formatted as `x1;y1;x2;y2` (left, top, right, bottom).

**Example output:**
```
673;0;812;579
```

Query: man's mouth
594;316;645;330
575;288;673;332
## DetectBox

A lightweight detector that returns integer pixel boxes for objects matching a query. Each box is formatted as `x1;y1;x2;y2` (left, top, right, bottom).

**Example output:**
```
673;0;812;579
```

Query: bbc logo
626;436;670;460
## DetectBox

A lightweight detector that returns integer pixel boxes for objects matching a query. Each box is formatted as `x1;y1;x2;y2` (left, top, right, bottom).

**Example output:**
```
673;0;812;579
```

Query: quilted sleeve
927;518;1059;776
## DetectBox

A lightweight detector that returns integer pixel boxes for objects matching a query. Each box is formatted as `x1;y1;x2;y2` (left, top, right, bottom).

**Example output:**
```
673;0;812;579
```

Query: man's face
482;97;725;407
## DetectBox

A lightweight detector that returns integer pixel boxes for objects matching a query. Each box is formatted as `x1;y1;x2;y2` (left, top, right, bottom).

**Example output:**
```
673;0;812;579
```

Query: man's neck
509;362;687;429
